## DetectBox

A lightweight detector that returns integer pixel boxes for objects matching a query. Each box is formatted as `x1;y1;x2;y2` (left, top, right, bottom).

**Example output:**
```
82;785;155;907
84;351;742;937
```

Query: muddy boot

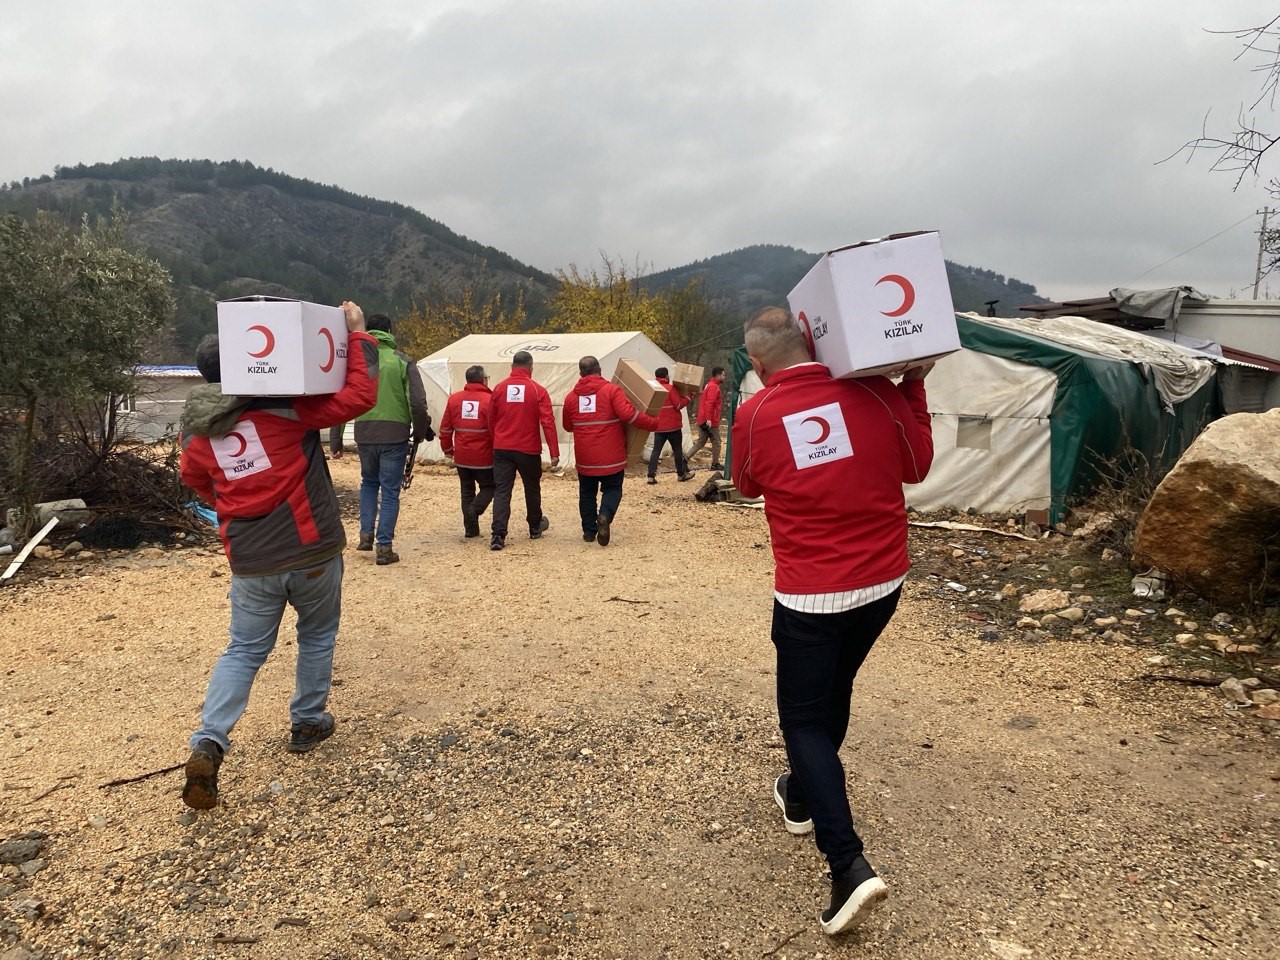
356;532;374;551
375;544;399;565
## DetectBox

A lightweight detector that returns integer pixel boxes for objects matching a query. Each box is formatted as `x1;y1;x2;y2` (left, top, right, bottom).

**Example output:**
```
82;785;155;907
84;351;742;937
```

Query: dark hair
654;366;669;378
465;365;487;384
711;366;725;377
579;355;601;376
195;335;221;383
512;350;533;368
367;313;392;333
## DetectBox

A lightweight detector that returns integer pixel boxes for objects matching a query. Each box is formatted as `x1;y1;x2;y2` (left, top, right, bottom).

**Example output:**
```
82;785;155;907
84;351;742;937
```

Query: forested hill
641;243;1046;317
0;158;557;357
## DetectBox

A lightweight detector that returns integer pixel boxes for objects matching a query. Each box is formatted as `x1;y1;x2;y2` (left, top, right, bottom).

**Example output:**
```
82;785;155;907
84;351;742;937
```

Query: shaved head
744;306;811;374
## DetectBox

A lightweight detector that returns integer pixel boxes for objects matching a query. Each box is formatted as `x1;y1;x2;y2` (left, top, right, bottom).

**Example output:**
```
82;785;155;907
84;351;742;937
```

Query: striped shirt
775;575;905;614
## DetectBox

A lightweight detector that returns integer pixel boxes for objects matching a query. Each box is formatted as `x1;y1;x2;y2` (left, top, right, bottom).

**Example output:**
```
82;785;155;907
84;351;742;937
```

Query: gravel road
1;459;1276;959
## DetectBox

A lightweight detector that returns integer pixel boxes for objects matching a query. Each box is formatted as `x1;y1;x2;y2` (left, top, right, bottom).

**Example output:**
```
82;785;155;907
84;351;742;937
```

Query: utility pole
1253;207;1273;299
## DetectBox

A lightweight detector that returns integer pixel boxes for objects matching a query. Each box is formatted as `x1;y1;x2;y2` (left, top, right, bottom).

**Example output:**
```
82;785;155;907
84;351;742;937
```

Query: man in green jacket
336;313;432;565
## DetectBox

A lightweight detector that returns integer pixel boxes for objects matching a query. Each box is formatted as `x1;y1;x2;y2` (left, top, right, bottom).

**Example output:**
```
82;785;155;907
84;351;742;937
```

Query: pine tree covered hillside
640;243;1046;318
0;158;557;360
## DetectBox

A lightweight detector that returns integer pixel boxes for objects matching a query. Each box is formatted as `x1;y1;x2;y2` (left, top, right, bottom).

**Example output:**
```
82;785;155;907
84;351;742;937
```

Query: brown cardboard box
611;358;665;464
671;361;704;393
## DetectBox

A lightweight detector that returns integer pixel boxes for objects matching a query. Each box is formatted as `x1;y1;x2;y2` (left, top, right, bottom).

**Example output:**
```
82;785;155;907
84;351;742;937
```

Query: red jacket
490;367;560;458
180;330;379;576
696;377;723;427
730;363;932;595
439;382;494;469
562;375;659;476
654;377;689;432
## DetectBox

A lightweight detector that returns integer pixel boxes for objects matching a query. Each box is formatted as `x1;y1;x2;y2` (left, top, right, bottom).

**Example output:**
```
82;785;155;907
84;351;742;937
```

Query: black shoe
710;462;724;471
583;532;596;542
647;477;657;485
529;516;550;539
463;506;480;538
375;545;399;565
677;472;695;482
288;712;335;754
490;535;505;551
356;532;374;551
773;773;813;835
182;739;224;810
596;512;611;547
820;855;888;936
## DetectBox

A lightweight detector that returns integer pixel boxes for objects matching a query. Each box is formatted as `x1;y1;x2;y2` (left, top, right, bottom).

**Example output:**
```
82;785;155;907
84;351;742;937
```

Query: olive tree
0;211;174;535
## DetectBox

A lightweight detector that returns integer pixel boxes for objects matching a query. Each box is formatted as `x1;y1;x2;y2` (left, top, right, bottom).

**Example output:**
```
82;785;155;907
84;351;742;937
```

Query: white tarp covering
904;349;1056;516
415;332;684;468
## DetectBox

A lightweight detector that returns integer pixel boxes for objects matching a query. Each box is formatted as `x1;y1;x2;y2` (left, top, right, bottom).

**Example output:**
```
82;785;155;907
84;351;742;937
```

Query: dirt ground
1;455;1277;960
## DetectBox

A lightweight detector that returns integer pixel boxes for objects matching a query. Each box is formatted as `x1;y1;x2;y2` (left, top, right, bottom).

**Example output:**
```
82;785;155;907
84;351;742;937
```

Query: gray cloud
2;1;1277;300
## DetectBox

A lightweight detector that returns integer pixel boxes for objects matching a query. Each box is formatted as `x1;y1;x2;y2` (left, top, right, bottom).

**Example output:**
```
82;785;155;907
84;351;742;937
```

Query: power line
1122;212;1255;286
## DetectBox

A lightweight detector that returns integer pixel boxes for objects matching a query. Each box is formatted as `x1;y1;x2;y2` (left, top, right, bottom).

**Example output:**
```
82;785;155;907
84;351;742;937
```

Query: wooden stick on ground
1;517;60;583
99;763;183;789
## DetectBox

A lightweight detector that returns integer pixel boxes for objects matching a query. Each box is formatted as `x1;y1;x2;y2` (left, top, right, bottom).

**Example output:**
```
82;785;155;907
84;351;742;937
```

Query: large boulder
1132;409;1280;606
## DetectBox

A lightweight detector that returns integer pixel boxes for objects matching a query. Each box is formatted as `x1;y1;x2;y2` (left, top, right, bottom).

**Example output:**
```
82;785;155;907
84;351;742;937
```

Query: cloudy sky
4;1;1279;302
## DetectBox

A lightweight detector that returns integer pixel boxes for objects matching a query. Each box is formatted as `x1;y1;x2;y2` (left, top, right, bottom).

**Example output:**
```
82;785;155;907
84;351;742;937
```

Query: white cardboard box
787;231;960;379
217;297;348;396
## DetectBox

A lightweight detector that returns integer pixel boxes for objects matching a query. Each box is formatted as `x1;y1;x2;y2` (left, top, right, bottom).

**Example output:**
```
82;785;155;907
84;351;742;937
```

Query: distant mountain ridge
0;158;557;357
642;243;1045;317
0;158;1044;362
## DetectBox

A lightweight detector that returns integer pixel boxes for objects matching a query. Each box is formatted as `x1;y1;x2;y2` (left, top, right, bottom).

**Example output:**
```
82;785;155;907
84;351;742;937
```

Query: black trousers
647;430;688;478
772;588;901;876
491;449;543;537
457;466;495;518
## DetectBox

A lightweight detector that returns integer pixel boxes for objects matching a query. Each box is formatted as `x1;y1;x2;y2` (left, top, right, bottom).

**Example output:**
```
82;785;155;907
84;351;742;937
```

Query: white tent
415;332;686;468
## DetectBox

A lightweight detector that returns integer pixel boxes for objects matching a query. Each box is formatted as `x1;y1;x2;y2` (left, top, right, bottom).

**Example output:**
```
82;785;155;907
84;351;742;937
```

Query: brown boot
375;544;399;565
356;532;374;551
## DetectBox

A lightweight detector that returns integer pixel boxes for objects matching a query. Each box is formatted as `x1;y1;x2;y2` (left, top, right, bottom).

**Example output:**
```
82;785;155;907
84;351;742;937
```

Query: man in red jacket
488;350;560;551
178;301;379;809
439;365;494;538
684;365;726;471
646;367;695;485
563;356;661;546
731;306;933;936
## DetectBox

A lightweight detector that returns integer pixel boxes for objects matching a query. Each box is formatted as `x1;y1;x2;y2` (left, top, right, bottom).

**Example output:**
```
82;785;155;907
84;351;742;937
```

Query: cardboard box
217;297;348;396
786;231;960;379
671;362;704;393
611;358;666;464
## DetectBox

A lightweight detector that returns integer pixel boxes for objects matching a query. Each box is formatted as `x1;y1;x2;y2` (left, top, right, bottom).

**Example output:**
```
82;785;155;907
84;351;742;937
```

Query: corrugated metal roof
136;366;202;377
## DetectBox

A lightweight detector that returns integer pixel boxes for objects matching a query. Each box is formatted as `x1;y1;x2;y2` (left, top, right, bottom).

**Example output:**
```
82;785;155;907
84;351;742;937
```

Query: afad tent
415;332;684;469
727;313;1222;523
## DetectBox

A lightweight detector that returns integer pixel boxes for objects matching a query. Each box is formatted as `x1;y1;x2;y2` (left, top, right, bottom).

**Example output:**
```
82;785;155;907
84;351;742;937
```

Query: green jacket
330;329;430;448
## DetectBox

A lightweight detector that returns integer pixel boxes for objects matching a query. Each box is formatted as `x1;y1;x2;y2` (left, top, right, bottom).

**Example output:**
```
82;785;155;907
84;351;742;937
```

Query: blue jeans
191;555;344;752
358;441;408;546
771;588;901;876
578;471;625;536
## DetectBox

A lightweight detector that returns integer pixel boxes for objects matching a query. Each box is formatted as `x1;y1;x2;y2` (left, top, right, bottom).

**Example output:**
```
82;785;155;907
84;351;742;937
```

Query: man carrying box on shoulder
731;306;933;936
684;365;726;471
646;367;695;485
563;355;661;546
178;301;380;810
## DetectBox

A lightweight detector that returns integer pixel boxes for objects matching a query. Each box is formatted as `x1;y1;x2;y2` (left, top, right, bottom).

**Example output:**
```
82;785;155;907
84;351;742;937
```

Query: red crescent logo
247;325;275;358
876;274;916;317
801;416;831;444
227;431;248;457
319;328;335;372
797;310;817;359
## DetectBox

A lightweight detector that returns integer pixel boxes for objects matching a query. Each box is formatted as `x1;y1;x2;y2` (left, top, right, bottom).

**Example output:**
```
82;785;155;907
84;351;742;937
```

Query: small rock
1124;609;1146;618
1256;703;1280;721
0;943;39;960
18;859;44;877
0;839;43;865
178;811;197;827
32;545;52;559
1175;633;1198;647
65;541;83;554
12;898;44;920
1019;588;1072;613
1068;565;1091;580
1016;617;1040;630
1144;655;1168;666
1040;614;1061;626
1101;547;1120;562
1251;689;1280;706
999;584;1019;599
1101;630;1130;643
88;815;108;829
1165;607;1186;618
393;908;417;922
1219;678;1251;705
1184;620;1199;631
1094;616;1118;628
1058;607;1085;623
